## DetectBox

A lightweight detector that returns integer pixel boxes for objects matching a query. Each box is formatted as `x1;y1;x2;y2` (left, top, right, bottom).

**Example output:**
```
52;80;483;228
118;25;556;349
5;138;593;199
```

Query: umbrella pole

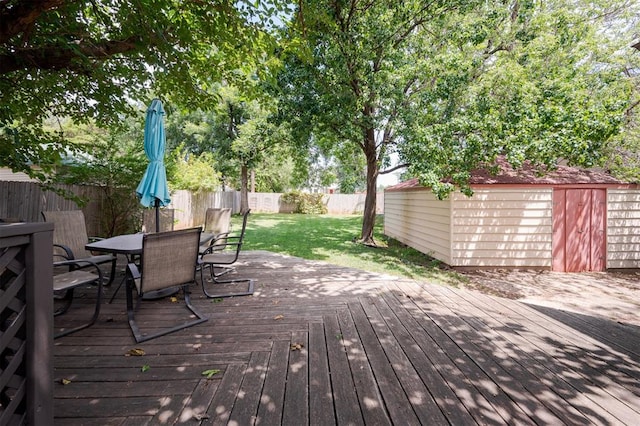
155;198;160;233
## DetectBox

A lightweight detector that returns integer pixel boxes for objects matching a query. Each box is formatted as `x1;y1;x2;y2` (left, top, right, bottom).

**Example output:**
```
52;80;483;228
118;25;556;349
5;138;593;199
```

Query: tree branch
0;36;143;75
0;0;67;44
380;163;408;174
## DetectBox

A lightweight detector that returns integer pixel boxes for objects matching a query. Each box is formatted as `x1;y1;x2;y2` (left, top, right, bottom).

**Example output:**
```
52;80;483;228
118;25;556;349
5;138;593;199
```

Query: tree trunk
359;126;378;245
240;164;249;214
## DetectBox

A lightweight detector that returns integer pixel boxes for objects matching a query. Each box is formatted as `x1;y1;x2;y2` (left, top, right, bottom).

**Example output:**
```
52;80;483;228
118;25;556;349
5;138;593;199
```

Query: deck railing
0;223;54;425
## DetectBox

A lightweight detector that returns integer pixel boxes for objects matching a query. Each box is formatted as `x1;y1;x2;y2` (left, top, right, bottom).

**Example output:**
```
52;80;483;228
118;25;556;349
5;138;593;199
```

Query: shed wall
384;190;452;264
607;189;640;269
450;189;554;267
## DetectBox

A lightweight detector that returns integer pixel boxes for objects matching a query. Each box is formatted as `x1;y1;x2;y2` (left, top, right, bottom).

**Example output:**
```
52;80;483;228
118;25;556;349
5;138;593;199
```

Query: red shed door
552;189;606;272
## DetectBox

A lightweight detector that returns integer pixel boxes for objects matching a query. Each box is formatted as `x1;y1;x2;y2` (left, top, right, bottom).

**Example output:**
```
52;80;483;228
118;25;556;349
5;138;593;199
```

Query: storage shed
384;160;640;272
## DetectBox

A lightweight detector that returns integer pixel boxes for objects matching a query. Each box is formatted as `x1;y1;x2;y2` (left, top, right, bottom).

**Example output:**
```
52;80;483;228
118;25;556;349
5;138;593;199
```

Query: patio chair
200;207;232;254
142;208;175;233
42;210;117;285
199;209;254;298
125;227;207;343
53;259;104;338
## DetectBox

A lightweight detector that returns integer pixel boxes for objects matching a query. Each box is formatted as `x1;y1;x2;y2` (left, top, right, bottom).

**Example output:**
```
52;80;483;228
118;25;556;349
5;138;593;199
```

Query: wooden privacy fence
0;181;384;234
0;182;109;236
168;190;384;228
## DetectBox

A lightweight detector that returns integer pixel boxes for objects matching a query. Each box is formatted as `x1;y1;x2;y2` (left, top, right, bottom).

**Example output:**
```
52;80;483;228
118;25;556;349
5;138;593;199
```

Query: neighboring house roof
386;158;631;191
0;167;38;182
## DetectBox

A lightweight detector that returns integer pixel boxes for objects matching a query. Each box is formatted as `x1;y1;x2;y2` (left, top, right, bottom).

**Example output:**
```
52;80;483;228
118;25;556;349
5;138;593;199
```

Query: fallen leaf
274;314;284;320
141;365;150;372
202;369;221;378
211;298;224;303
60;378;71;385
193;414;210;421
125;348;145;357
170;296;178;303
290;343;304;351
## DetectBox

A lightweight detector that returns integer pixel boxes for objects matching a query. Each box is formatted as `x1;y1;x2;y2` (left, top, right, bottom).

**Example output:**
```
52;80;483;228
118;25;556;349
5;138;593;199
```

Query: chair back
42;210;92;259
204;208;231;236
142;209;175;233
236;209;250;248
139;227;201;294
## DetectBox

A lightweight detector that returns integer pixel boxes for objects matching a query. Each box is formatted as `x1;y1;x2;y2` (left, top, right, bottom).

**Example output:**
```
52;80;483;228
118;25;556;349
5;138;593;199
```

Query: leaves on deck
125;348;145;356
202;369;221;378
290;343;304;351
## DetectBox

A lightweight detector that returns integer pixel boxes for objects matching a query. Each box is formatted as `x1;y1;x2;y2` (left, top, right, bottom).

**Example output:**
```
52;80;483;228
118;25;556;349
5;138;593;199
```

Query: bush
281;191;328;214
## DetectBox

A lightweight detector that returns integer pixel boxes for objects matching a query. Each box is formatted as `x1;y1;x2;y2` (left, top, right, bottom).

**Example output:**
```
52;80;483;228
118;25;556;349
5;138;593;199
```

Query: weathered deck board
436;284;640;423
256;340;289;425
52;250;640;425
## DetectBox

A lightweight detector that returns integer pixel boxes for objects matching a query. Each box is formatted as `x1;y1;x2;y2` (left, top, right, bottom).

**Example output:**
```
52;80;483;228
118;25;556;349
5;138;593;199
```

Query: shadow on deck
53;251;640;425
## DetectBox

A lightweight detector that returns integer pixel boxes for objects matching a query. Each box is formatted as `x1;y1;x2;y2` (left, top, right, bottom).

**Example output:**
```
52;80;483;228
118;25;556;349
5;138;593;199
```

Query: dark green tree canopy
0;0;285;180
275;0;637;243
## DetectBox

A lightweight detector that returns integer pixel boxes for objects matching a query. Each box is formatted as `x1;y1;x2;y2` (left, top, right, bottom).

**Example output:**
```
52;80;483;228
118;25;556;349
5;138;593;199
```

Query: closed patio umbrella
136;99;171;232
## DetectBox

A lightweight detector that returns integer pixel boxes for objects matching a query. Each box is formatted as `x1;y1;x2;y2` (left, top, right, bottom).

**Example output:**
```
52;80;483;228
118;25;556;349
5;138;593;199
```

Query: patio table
86;231;213;300
86;232;214;256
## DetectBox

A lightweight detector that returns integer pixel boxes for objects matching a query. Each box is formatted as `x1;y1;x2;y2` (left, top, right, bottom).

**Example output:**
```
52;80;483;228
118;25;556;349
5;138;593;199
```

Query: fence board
1;181;384;234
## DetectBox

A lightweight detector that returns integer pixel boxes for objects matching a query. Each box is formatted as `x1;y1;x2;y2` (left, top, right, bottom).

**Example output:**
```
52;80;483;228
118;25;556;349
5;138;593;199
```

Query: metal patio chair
142;208;175;233
199;209;254;299
53;258;104;338
125;227;207;343
42;210;117;285
199;207;232;254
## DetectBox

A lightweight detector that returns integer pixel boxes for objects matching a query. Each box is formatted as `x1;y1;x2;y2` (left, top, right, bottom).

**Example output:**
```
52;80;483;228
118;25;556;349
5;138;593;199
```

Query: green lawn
233;213;463;286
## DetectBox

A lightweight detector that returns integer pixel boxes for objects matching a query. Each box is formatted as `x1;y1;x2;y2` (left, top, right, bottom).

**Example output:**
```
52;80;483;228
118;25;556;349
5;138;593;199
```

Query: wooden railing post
0;223;54;425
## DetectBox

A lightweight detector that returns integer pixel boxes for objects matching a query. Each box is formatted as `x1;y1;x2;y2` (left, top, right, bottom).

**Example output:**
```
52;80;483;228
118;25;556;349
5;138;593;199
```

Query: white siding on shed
450;189;554;267
607;189;640;269
384;190;452;264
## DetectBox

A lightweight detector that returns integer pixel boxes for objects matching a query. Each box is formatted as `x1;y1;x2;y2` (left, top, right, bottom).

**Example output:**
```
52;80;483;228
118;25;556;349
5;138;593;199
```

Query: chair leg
200;263;254;299
54;289;74;316
54;276;103;339
126;282;208;343
125;277;143;342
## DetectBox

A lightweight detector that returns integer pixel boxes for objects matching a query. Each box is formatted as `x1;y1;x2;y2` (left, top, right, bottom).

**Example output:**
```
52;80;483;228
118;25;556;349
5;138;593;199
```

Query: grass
232;213;464;286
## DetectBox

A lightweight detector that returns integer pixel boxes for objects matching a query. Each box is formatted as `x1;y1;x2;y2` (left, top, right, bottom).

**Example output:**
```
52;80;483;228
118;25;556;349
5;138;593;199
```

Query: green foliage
277;0;638;237
162;92;299;193
281;191;328;214
56;120;147;236
167;145;220;192
254;149;297;192
1;0;290;180
400;1;635;198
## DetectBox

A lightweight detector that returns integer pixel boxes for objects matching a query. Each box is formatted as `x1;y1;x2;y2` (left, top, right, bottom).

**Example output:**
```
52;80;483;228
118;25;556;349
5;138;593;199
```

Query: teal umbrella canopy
136;99;171;209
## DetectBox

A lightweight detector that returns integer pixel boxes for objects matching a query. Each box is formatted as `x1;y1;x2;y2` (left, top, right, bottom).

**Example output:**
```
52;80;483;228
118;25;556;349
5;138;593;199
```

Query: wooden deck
53;251;640;425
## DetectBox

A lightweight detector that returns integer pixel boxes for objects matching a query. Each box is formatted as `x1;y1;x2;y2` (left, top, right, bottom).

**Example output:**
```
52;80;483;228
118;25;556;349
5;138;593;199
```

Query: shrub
281;191;328;214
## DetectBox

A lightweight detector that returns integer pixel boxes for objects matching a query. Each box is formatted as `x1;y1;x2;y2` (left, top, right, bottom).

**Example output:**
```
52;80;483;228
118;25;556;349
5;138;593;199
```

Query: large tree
206;86;295;212
277;0;635;245
0;0;284;181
